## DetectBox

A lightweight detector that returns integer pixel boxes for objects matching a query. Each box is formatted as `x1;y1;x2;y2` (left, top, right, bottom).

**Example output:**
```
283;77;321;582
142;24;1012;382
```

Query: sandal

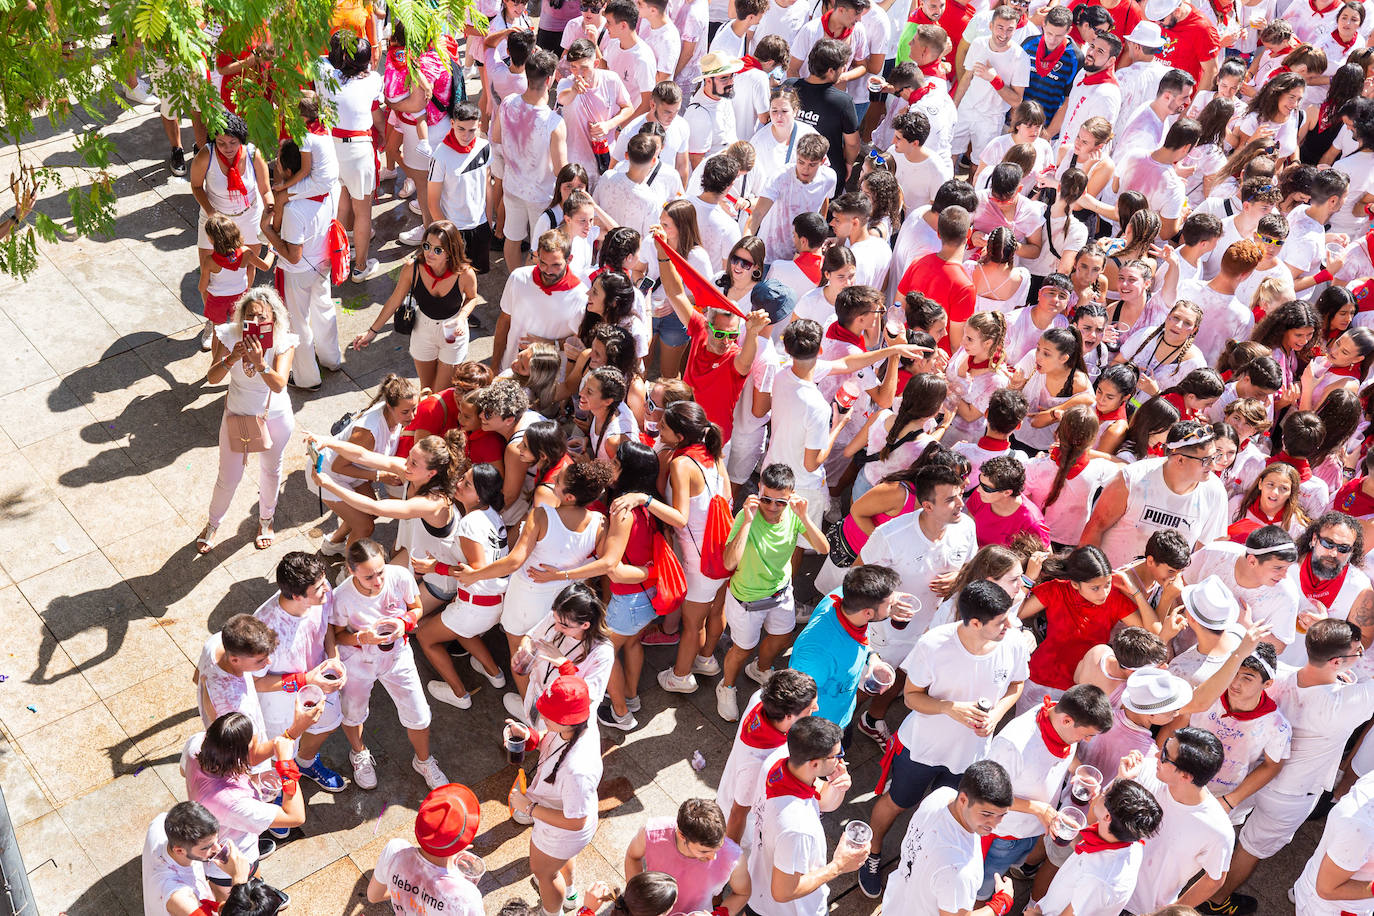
196;524;218;555
255;517;274;550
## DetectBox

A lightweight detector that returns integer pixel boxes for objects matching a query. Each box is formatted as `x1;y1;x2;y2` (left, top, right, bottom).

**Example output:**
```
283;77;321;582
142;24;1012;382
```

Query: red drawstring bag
698;491;734;579
326;219;351;286
650;527;686;614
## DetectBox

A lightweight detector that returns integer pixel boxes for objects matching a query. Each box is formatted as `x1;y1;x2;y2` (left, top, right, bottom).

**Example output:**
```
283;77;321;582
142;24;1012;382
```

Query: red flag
653;234;748;319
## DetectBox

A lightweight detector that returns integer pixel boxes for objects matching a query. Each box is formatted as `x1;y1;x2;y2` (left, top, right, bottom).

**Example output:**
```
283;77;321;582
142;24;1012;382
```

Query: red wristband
435;561;452;577
399;609;419;634
986;891;1013;916
280;672;306;693
558;660;578;676
712;907;729;916
192;902;221;916
990;75;1005;90
577;907;596;916
281;776;298;798
274;759;301;781
1314;268;1333;283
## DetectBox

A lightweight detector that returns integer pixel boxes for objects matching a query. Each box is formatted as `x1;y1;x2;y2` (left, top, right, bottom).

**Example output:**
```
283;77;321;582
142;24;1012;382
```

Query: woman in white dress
1112;301;1207;408
943;310;1012;447
1009;327;1093;456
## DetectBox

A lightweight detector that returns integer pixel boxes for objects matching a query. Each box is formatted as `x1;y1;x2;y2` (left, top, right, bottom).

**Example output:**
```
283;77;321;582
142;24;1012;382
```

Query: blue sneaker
297;756;347;793
267;792;291;839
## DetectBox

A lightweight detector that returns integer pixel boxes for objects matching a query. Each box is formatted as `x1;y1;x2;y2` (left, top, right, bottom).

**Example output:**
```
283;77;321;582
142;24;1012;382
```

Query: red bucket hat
414;783;481;856
535;673;591;725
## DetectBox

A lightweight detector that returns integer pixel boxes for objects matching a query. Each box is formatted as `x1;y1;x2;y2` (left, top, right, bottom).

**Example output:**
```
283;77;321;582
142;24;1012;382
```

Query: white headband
1247;541;1296;557
1166;430;1216;450
1246;652;1276;680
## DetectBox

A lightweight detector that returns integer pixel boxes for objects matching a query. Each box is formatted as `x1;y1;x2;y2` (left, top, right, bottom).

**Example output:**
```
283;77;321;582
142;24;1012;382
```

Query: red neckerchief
821;10;853;39
1162;391;1203;420
216;145;249;196
825;321;867;351
1221;690;1279;721
306;121;326;135
740;54;764;72
907;81;937;103
795;251;823;284
211;247;245;271
1268;452;1312;481
1074;824;1134;854
1148;442;1166;457
1081;65;1117;86
919;61;944;78
1095;404;1126;425
1036;696;1072;758
1247;501;1281;526
1309;0;1337;13
1050;446;1091;480
967;354;993;370
977;435;1011;452
442;131;476;154
739;703;788;749
422;262;454;283
1328;361;1364;378
1300;553;1351;604
1331;27;1357;52
539;453;574;486
674;442;716;468
764;757;820;800
1035;36;1068;77
830;594;870;644
1209;0;1235;21
533;266;579;295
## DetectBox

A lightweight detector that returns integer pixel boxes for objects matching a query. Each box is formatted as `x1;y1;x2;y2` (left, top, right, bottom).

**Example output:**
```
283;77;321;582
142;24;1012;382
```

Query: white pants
260;687;343;758
281;268;342;388
337;641;432;731
949;112;1001;161
209;410;294;527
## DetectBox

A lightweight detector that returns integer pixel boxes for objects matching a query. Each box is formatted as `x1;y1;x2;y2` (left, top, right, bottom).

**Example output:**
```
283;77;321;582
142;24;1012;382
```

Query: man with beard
492;230;588;371
143;802;252;914
1046;31;1121;153
791;39;861;193
685;52;743;168
1286;512;1374;665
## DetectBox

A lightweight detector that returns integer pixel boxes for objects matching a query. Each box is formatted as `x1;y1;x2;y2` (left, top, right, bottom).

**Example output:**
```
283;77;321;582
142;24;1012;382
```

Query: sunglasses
1318;535;1355;555
1337;645;1366;660
978;480;1000;492
647;395;660;411
1254;233;1284;246
758;495;789;506
421;242;446;254
867;149;888;166
708;326;740;340
730;254;755;270
1177;452;1217;467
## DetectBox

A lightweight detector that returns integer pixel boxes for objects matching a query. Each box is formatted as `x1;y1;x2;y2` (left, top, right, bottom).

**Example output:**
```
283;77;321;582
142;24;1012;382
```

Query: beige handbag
226;386;272;460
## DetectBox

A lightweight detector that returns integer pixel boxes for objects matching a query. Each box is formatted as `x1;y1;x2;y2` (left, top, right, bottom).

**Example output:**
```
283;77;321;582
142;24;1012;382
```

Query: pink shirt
967;489;1051;548
555;70;632;170
181;734;278;872
642;817;741;912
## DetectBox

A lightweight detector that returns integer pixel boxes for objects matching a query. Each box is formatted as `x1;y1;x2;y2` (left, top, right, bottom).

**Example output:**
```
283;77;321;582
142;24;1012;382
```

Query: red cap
535;674;591;725
414;784;480;856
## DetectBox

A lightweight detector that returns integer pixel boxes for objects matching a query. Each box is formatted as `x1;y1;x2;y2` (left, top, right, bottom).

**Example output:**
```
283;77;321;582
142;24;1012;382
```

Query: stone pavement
0;100;1317;916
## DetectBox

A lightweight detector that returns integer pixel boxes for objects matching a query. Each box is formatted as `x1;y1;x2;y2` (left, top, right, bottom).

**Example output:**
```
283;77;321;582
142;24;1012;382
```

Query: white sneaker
318;536;346;557
503;691;530;723
399;177;416;198
692;654;721;677
199;320;215;352
427;679;472;709
409;199;422;215
379;167;399;181
412;755;448;790
657;669;699;694
745;659;771;685
398;225;426;246
349;747;378;790
716;682;739;721
471;656;506;688
122;78;157;104
350;258;382;283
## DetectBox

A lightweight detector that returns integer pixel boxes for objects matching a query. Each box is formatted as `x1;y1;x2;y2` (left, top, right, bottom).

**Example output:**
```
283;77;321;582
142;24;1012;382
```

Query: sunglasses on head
708;326;740;340
867;149;888;166
1318;535;1355;555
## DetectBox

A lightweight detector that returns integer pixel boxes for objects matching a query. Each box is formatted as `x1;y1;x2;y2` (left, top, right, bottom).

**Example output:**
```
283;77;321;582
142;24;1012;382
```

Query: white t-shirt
611;111;692;165
893;151;952;217
717;690;778;814
330;563;420;633
850;235;891;291
373;839;484;916
594;168;668;241
1038;842;1143;916
497;95;564;203
957;37;1031;118
1114;153;1188;223
986;704;1077;839
755;0;811;45
1181;278;1253;364
637;19;682;79
881;786;983;916
315;66;383;133
860;511;978;653
765;369;833;491
453;506;511;595
428;138;490;230
1056;74;1122;158
747;753;830;916
142;813;210;916
791;287;836;327
1266;665;1374;794
691;194;744;271
756;166;836;262
1293;775;1374;916
602;36;658;104
196;632;267;735
497;267;589;371
1125;757;1235;915
685;90;738;157
1113;105;1167;161
1189;694;1292;796
1181;541;1301;649
253;592;330;674
748;120;819;194
1099;457;1228;568
897;622;1029;770
1280;205;1330;276
276;194;331;276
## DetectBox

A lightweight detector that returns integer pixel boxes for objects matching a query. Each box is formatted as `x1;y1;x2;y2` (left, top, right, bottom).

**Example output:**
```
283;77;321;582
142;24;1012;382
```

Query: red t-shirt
1027;578;1137;689
1070;0;1143;57
684;310;748;441
1160;7;1220;85
610;507;657;596
940;0;978;71
398;389;460;459
466;428;507;465
897;253;976;351
1333;476;1374;519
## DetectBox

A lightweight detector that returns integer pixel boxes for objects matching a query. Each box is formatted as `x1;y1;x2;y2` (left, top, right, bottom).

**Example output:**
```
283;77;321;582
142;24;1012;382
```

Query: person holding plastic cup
625;798;751;913
330;538;449;792
367;783;484;916
252;551;348;795
859;580;1027;898
142;801;253;915
508;673;603;916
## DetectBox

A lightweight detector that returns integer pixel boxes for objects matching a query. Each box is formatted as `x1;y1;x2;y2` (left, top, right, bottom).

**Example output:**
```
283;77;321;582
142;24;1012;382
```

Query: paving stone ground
0;97;1318;916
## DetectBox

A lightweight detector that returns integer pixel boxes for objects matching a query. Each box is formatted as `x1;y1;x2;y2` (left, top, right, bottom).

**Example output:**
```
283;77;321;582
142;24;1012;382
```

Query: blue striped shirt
1019;36;1080;122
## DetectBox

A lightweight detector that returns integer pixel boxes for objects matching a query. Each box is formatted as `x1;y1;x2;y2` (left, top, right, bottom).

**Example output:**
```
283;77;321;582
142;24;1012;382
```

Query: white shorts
682;553;727;604
1234;786;1321;858
197;204;262;250
724;424;768;485
503;192;546;243
334;137;377;200
259;686;342;751
409;310;470;365
531;813;599;861
949;113;1000;161
793;486;826;551
440;594;505;639
724;588;795;650
501;575;563;636
401;116;450;171
336;641;432;731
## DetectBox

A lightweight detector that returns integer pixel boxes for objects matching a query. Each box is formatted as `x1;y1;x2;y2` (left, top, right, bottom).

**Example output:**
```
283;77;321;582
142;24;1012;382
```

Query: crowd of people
130;0;1374;912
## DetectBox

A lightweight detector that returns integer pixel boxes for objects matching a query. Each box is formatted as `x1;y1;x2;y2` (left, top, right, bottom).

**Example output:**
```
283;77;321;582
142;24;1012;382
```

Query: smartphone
245;320;274;351
307;441;324;473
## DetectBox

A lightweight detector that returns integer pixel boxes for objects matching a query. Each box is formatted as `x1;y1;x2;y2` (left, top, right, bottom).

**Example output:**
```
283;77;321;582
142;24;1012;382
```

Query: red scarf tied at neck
533;266;580;295
1221;690;1278;721
674;441;717;468
1036;695;1071;758
1081;65;1117;86
829;593;870;644
977;435;1010;452
740;54;764;72
764;757;821;800
821;9;853;39
1332;26;1357;52
825;321;868;352
1034;36;1068;77
1074;824;1134;855
795;251;823;284
1300;553;1350;604
422;262;454;283
1210;0;1235;21
217;145;249;197
1049;446;1091;480
739;703;789;749
443;131;476;154
1267;451;1312;481
1095;404;1126;425
211;247;245;271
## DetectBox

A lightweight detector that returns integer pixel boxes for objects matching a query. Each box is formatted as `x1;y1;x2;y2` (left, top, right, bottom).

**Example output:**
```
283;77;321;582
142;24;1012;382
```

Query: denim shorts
653;312;689;347
607;589;658;636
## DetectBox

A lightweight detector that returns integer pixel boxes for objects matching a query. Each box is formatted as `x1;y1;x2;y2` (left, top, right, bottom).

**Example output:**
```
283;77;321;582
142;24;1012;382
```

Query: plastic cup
888;593;919;630
455;850;486;881
320;659;344;686
256;770;283;803
844;820;873;851
976;697;994;713
1071;764;1103;804
443;316;462;344
372;618;401;652
1049;806;1087;846
867;75;885;93
504;722;530;765
297;684;325;711
512;645;536;677
860;658;896;695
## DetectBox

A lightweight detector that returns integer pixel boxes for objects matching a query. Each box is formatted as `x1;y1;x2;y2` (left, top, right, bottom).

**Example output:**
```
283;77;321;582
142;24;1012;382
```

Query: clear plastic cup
511;645;536;677
1049;806;1086;846
319;659;345;687
297;684;325;711
255;770;283;802
372;618;402;651
860;658;896;695
843;820;873;851
504;722;530;765
867;75;885;93
888;593;919;630
1071;764;1103;804
443;316;463;344
456;850;486;881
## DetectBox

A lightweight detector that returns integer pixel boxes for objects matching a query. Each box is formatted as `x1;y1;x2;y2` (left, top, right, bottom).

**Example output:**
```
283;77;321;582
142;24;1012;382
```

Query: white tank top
205;143;260;215
326;403;402;488
670;456;722;559
206;255;249;297
515;505;604;587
